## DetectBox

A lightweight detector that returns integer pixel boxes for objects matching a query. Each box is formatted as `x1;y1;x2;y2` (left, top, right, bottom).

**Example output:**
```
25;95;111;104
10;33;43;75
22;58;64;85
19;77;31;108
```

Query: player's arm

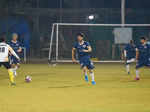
8;46;20;61
83;46;92;52
72;48;77;63
17;47;22;53
72;48;76;62
136;48;139;61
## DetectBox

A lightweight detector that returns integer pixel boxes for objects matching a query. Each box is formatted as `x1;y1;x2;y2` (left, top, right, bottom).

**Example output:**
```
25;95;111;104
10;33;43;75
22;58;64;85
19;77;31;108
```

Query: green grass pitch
0;63;150;112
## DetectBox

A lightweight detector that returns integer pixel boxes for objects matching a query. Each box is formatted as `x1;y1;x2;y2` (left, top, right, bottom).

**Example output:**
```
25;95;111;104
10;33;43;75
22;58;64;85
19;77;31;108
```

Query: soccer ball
25;75;32;83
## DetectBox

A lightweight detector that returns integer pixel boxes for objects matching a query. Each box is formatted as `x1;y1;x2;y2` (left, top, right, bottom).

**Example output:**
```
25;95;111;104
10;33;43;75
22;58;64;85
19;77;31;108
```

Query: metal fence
0;0;150;62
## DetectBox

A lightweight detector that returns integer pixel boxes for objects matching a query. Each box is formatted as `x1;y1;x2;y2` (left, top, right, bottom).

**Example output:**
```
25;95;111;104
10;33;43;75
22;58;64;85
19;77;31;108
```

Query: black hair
0;37;5;42
140;36;146;40
77;32;85;38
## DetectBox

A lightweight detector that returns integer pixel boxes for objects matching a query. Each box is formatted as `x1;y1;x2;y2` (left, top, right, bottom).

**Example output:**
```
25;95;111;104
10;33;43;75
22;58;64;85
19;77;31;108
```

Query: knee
89;69;93;73
83;67;87;73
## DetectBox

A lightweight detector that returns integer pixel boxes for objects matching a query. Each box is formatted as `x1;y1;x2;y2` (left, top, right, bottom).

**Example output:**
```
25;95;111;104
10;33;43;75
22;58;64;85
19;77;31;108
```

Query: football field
0;63;150;112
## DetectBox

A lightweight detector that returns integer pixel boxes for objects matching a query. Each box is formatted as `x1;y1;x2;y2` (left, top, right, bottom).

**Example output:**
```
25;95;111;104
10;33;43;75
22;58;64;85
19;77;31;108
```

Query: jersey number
0;47;5;53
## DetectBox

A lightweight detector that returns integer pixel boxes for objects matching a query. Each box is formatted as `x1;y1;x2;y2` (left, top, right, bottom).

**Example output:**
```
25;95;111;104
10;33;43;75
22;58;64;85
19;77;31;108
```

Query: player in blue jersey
72;33;96;85
123;40;136;74
135;37;150;80
9;33;22;77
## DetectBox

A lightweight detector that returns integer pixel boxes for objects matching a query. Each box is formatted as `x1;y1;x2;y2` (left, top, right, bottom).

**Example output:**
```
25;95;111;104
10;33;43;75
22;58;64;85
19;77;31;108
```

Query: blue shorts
10;55;20;64
136;59;150;69
79;56;94;70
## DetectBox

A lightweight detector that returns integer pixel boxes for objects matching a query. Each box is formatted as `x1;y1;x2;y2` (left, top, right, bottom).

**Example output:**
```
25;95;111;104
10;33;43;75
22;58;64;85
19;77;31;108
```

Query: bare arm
72;48;77;63
17;47;22;53
82;46;92;52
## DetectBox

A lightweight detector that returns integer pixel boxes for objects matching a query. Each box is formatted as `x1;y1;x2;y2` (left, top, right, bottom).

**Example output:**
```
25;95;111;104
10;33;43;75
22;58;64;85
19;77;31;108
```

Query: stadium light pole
121;0;126;26
59;0;63;22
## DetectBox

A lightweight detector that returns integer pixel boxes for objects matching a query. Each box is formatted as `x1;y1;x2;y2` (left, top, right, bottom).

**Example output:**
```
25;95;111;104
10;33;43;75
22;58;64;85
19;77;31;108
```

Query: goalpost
48;23;150;63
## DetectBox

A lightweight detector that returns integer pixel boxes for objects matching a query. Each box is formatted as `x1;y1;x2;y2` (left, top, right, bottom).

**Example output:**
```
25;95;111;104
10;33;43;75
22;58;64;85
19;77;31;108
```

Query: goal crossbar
53;23;150;27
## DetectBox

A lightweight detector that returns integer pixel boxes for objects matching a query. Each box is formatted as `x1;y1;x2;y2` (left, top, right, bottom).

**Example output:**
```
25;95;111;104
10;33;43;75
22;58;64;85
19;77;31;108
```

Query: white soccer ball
25;75;32;82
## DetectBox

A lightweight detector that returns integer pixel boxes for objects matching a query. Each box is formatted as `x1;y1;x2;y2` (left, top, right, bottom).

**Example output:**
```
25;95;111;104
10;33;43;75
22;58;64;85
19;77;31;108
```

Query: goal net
48;23;150;63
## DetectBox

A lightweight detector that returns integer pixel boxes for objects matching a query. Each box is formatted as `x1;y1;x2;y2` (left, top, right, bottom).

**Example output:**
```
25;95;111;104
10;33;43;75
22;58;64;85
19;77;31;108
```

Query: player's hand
17;49;22;53
72;58;78;64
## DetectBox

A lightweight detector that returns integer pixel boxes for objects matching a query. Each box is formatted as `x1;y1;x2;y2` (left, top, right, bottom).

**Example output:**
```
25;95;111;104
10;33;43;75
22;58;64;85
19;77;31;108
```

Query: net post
48;24;55;63
56;23;59;62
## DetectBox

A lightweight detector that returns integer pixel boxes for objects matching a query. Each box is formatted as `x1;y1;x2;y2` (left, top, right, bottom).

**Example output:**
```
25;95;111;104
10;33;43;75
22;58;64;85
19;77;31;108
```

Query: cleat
91;81;96;85
84;75;89;82
134;77;140;81
10;82;16;86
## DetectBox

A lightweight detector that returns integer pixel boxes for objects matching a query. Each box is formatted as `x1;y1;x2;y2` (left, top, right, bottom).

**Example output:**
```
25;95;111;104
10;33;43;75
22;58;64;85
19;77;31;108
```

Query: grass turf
0;63;150;112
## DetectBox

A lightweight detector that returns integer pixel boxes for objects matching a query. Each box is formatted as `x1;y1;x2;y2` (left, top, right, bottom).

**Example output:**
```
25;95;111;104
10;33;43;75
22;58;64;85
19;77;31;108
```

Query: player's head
0;37;6;43
140;36;146;44
130;40;134;44
12;33;18;41
77;33;85;42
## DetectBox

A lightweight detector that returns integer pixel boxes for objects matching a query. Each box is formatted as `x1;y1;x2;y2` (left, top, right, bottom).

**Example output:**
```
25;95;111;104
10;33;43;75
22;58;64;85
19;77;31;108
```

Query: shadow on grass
120;79;139;83
48;84;86;88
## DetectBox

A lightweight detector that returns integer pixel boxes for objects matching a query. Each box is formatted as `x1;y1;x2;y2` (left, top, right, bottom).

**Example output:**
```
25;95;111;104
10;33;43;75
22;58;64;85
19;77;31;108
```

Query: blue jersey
73;41;90;59
9;41;22;54
73;41;94;69
136;43;150;61
124;44;136;59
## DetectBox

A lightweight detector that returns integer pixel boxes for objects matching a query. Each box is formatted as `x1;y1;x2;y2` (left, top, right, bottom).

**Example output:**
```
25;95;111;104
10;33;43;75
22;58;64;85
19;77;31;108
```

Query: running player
72;33;96;85
124;40;136;74
0;37;20;85
135;37;150;80
9;33;22;77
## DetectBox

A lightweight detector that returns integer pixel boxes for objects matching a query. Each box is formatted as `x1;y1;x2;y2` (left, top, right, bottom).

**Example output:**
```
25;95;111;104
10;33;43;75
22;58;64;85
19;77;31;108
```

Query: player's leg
135;68;140;80
82;66;89;82
126;58;135;74
11;56;20;77
126;63;130;74
14;63;20;76
135;61;144;80
89;69;96;85
11;64;17;76
3;62;16;85
87;61;96;85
